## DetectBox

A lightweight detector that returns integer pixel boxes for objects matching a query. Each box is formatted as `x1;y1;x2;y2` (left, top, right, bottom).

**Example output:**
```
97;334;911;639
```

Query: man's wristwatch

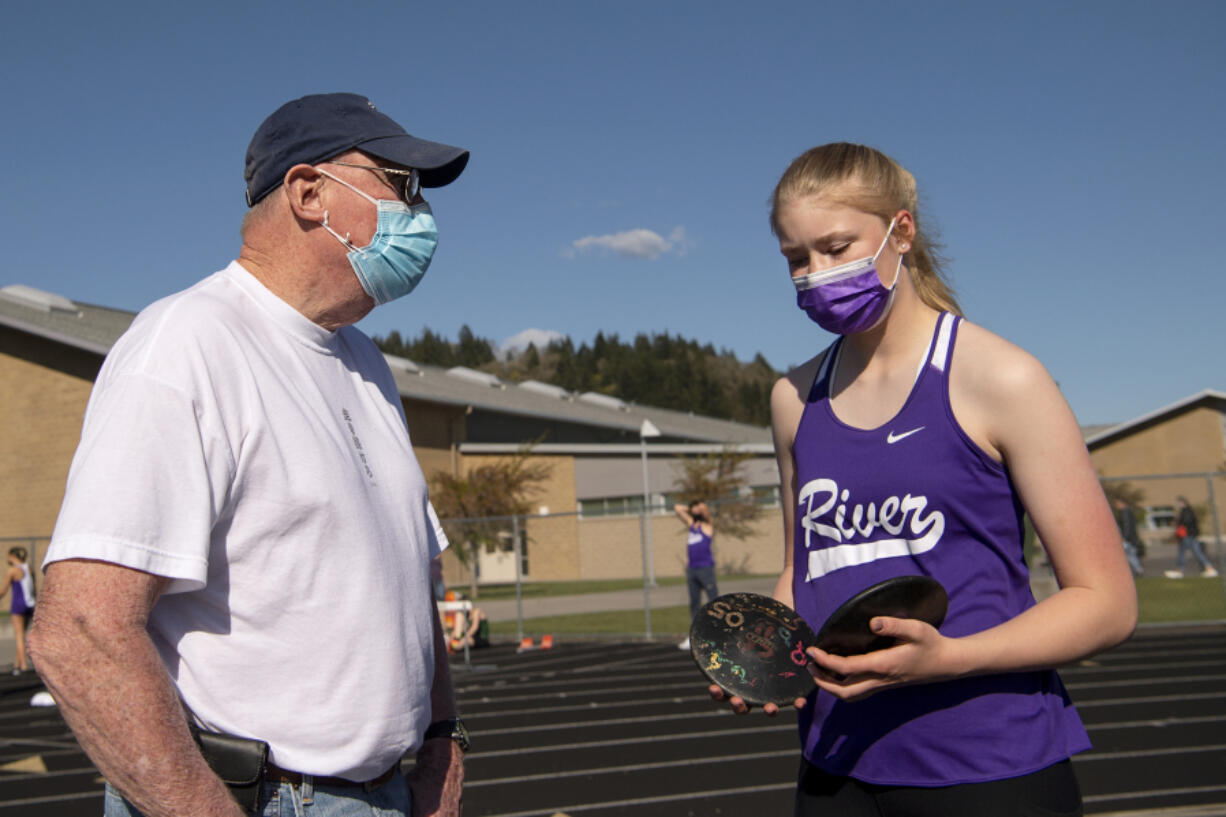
423;717;470;753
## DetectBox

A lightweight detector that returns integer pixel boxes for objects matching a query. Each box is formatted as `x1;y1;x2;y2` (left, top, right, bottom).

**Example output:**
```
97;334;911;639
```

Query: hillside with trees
374;326;778;427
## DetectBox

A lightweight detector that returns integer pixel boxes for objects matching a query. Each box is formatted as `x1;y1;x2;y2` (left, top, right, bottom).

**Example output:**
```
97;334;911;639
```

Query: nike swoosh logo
887;427;925;444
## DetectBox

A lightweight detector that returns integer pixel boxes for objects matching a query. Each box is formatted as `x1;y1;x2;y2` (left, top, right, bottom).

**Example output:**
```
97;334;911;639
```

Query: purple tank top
791;313;1090;786
687;524;714;568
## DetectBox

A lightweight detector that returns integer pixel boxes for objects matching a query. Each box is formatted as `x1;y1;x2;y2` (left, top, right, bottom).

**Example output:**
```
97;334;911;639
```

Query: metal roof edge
2;290;772;443
389;365;769;442
0;312;111;356
392;374;647;433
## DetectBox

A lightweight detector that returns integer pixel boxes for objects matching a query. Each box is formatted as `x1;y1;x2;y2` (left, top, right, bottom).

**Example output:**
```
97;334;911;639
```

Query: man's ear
282;164;327;225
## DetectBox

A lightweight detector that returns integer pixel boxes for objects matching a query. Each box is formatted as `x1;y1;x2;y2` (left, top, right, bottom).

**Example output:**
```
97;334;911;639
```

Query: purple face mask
793;218;902;335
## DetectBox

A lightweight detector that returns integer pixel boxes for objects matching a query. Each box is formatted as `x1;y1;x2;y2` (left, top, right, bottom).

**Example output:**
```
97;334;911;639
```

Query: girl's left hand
805;616;960;702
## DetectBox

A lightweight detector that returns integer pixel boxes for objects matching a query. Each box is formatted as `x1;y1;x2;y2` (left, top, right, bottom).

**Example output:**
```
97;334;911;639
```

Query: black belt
265;761;399;792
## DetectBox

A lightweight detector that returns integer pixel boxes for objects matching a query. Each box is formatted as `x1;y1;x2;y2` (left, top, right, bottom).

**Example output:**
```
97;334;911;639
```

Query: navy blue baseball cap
244;92;470;207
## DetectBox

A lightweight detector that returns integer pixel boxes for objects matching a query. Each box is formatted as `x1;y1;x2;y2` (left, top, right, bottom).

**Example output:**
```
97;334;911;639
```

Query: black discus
814;575;948;657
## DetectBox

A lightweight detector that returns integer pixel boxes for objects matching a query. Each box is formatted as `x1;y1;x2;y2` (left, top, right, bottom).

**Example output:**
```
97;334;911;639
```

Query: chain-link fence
1099;472;1223;565
8;473;1223;650
1092;472;1226;625
439;475;1226;642
433;493;779;645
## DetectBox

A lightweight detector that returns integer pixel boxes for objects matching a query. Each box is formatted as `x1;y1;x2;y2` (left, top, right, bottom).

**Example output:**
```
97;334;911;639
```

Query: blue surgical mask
319;168;439;305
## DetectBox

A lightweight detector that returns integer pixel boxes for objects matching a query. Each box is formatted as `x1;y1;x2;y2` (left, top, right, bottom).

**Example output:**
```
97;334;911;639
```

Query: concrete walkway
477;576;777;623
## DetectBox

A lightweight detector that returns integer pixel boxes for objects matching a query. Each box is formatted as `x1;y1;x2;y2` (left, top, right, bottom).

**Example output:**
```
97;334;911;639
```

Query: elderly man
30;93;470;817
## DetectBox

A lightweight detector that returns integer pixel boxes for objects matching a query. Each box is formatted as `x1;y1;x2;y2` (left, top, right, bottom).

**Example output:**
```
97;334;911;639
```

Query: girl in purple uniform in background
710;143;1137;816
1;547;37;674
675;500;718;651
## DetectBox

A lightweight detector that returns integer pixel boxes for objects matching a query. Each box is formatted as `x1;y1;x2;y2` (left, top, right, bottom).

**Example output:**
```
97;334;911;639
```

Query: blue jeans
1177;536;1212;572
1122;541;1143;576
686;565;719;620
105;775;411;816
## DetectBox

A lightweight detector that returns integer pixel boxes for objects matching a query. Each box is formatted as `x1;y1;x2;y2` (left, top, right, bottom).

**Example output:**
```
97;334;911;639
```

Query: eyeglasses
323;160;421;205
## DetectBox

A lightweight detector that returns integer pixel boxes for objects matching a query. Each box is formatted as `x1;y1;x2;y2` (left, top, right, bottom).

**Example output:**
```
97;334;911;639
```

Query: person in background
1113;498;1144;577
1165;496;1218;578
675;500;718;650
0;547;36;674
442;590;488;652
431;555;448;602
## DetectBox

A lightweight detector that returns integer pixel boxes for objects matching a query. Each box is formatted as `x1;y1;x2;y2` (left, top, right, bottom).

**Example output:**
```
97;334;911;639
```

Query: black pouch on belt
189;723;269;812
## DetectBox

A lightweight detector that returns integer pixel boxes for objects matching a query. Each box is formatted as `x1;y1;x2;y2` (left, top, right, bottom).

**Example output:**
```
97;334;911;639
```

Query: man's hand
29;560;244;817
408;738;464;816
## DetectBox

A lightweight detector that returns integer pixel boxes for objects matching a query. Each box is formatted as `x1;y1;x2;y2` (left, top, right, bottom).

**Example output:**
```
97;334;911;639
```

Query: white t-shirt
46;261;448;780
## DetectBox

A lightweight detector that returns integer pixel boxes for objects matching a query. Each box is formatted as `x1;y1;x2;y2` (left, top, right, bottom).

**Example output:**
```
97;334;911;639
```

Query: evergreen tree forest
374;326;778;427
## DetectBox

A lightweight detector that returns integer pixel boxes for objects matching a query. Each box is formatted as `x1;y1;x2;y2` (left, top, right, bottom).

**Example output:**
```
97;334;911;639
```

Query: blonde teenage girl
712;143;1136;817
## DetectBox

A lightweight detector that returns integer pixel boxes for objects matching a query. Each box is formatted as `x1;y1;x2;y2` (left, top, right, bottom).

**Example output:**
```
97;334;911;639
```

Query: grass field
489;605;694;638
454;574;778;602
485;575;1226;638
454;576;690;601
1135;575;1226;622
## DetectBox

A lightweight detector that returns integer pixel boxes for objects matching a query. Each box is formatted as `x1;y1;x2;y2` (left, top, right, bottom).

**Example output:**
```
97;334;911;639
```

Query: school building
1085;389;1226;549
3;282;1222;584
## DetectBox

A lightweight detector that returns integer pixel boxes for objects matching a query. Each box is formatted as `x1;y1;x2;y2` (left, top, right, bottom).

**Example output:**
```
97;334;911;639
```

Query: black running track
2;625;1224;816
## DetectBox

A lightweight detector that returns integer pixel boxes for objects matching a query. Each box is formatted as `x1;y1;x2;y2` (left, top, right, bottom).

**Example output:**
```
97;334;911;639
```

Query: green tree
375;326;780;425
379;329;407;357
523;343;541;370
428;445;552;600
671;446;763;547
408;328;454;367
456;324;495;368
1100;478;1146;509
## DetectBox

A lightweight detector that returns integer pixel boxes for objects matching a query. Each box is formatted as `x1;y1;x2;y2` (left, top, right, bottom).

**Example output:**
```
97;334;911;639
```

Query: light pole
639;418;661;638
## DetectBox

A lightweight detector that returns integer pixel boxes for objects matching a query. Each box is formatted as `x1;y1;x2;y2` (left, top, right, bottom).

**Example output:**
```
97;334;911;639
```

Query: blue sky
2;1;1222;426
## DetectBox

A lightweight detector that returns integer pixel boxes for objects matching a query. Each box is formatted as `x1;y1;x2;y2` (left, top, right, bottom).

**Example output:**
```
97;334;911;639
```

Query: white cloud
500;328;567;358
565;226;689;260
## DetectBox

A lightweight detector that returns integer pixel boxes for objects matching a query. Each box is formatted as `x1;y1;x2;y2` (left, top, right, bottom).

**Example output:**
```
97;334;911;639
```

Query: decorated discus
814;575;948;657
689;593;817;706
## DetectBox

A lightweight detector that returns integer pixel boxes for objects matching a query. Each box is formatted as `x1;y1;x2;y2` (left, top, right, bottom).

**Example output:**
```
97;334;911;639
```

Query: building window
1144;505;1175;531
579;494;668;518
752;485;781;507
579;487;780;517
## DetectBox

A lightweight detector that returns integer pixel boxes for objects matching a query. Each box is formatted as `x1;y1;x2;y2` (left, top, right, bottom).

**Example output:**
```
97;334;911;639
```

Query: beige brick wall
0;335;101;568
577;507;785;581
1091;406;1224;477
438;448;789;586
1090;405;1226;513
437;453;581;585
415;449;452;484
